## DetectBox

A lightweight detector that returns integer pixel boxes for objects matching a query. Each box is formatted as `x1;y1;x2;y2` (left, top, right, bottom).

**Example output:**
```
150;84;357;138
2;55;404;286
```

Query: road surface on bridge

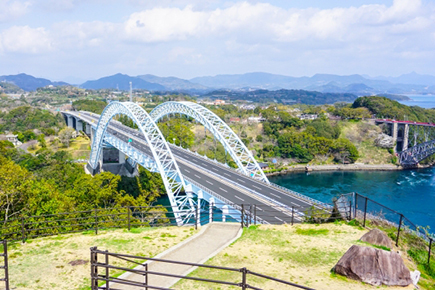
68;111;326;224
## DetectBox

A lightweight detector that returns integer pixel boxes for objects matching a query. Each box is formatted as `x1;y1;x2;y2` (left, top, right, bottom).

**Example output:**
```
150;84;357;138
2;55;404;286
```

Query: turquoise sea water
269;167;435;231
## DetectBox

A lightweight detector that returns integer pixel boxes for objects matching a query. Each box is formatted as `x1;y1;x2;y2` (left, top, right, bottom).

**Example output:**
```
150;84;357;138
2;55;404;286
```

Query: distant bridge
375;119;435;166
62;101;330;226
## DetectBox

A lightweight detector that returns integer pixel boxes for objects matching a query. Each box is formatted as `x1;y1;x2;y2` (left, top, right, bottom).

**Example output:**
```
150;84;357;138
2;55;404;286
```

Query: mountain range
2;72;435;95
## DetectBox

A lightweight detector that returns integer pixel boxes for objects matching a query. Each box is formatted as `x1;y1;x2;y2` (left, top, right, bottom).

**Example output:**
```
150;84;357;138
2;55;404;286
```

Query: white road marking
275;216;284;222
234;195;244;202
206;180;213;185
253;185;262;190
201;163;208;166
194;174;201;179
212;167;219;171
224;173;231;176
237;178;246;183
270;193;282;199
291;202;301;207
256;207;263;211
185;169;190;173
219;187;228;193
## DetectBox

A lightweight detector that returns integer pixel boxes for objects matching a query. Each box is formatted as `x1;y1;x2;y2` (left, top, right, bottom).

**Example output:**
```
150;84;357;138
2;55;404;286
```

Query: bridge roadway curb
109;222;243;289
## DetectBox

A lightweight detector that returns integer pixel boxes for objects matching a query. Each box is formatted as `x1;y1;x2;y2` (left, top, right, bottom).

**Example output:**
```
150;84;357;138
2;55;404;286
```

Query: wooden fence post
94;208;98;235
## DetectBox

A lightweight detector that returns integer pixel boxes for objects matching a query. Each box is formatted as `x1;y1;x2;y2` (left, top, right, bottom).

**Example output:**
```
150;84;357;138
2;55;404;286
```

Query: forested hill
0;106;64;135
353;96;435;123
72;100;107;114
205;89;358;105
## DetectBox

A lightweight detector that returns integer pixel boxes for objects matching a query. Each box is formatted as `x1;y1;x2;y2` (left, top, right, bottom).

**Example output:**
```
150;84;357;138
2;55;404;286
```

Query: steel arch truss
150;101;269;183
399;139;435;167
88;101;194;225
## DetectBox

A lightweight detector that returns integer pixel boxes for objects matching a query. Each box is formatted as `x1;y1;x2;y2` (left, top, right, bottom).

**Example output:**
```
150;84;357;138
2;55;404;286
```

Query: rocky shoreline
265;163;434;176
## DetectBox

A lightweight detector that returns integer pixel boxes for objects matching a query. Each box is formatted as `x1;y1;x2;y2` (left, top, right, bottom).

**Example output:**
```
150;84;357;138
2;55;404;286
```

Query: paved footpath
111;222;243;289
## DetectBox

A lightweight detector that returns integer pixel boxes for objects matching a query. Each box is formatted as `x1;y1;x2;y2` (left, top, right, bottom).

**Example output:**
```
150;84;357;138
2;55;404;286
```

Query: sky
0;0;434;83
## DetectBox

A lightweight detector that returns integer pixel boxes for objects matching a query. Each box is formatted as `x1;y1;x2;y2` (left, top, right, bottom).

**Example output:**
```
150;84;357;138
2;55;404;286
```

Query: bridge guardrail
171;143;332;210
178;154;309;219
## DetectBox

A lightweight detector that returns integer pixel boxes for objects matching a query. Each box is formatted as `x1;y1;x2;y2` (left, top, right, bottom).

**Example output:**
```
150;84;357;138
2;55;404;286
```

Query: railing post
3;240;9;290
396;214;403;247
94;208;98;235
20;216;26;243
241;204;245;228
254;205;257;225
105;250;110;290
355;193;358;220
127;207;131;231
241;267;247;290
291;206;294;226
428;238;433;266
363;197;368;227
144;263;148;290
349;200;352;220
90;247;98;290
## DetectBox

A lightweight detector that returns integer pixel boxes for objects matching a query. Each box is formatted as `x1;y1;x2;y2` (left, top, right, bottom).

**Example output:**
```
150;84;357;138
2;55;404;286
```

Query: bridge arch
150;101;269;183
88;101;193;225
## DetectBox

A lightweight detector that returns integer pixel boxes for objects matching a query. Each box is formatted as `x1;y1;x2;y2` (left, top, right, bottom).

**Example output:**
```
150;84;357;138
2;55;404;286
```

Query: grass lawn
4;226;196;290
28;135;91;159
176;223;420;290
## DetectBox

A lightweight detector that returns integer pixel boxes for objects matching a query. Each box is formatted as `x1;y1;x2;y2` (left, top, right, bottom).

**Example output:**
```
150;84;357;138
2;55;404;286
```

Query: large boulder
333;245;412;286
360;228;392;249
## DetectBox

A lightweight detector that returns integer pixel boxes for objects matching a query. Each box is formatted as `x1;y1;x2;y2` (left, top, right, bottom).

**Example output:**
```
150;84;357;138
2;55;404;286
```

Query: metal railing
343;192;434;266
0;240;9;290
90;247;315;290
0;206;190;243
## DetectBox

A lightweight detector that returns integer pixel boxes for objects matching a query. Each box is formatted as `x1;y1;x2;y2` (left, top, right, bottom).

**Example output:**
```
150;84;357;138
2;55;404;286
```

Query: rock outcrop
333;245;412;286
360;228;392;248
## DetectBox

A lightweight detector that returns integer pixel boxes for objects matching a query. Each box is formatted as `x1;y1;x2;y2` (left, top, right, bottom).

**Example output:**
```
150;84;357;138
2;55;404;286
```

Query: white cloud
0;26;52;54
0;0;31;22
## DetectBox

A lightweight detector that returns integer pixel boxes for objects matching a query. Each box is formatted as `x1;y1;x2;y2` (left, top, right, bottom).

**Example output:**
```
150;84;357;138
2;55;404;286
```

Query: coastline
265;163;407;176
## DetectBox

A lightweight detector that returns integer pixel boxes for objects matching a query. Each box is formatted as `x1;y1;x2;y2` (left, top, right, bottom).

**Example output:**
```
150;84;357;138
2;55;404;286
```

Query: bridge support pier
392;122;398;147
67;116;74;128
85;123;91;135
76;119;83;132
403;124;409;151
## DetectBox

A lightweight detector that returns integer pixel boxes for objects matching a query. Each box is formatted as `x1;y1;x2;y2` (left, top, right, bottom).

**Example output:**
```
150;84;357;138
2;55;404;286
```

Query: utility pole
129;82;132;102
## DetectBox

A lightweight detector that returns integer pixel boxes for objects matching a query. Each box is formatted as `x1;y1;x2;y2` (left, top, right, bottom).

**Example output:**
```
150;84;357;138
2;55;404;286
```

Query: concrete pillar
403;124;409;151
91;127;95;141
119;151;125;164
392;122;398;142
197;190;203;228
85;123;91;135
76;119;83;132
222;205;229;223
67;116;73;128
209;197;215;224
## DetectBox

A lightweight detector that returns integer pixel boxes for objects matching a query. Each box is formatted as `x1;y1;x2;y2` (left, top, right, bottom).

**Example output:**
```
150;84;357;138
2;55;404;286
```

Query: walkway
112;223;243;289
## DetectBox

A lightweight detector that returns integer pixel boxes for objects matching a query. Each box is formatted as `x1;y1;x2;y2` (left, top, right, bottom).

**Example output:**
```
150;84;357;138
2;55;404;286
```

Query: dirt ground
5;226;196;290
176;223;419;290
